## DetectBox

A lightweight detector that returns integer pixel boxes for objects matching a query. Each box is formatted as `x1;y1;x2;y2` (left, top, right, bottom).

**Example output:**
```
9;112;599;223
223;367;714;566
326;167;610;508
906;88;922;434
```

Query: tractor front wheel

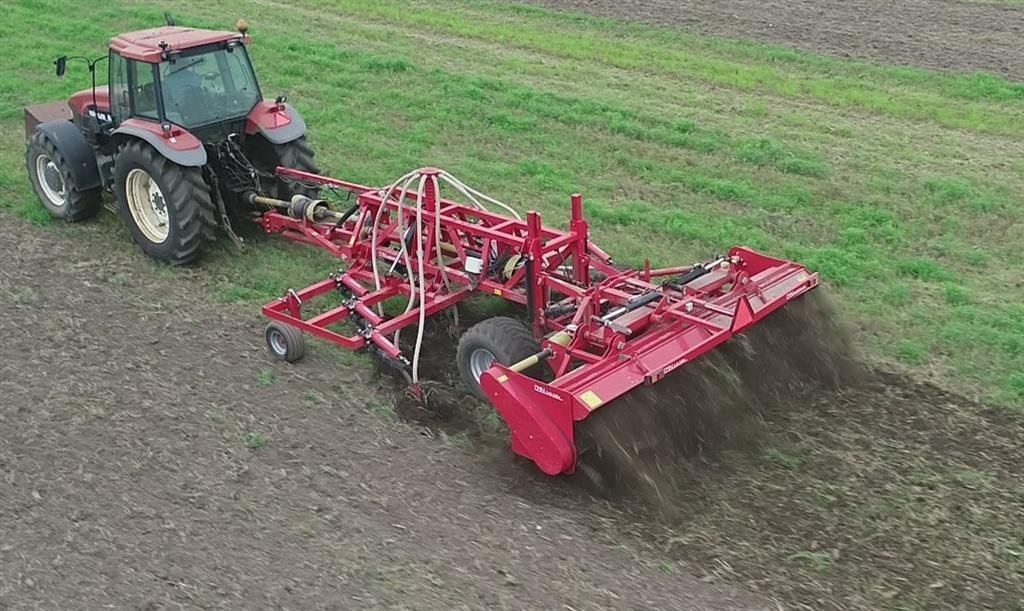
114;140;216;265
457;317;540;400
25;131;101;221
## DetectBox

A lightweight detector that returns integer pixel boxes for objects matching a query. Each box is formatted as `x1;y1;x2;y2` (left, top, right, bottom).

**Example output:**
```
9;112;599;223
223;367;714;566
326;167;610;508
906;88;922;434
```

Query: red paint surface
259;167;820;476
111;26;243;63
245;101;292;135
118;117;203;152
67;86;110;117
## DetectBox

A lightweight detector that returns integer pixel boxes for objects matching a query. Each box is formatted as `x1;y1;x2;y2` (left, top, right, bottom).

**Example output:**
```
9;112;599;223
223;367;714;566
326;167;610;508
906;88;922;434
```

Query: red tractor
23;18;317;264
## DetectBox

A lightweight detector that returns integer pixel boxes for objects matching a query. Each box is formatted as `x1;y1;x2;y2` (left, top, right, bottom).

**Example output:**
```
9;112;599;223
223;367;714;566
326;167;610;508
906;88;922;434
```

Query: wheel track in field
517;0;1024;80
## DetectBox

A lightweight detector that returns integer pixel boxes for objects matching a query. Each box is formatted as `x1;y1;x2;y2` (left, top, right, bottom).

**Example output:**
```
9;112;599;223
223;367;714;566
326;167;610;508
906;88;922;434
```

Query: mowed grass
1;1;1023;608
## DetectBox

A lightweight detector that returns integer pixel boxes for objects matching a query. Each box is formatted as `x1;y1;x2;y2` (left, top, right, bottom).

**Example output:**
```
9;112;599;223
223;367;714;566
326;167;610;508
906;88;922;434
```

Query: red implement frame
260;167;819;476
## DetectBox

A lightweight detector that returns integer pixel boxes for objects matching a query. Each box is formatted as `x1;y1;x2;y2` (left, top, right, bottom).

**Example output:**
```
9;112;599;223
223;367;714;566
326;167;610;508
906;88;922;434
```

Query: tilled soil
515;0;1024;80
0;215;766;609
354;282;1024;607
3;214;1021;608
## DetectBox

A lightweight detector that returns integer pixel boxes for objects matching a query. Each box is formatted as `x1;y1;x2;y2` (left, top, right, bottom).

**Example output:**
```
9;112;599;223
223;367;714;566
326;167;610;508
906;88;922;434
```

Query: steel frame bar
260;167;820;476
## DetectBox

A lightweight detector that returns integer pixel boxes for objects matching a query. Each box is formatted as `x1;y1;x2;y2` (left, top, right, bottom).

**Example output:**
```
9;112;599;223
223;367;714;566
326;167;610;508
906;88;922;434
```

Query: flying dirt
574;290;865;510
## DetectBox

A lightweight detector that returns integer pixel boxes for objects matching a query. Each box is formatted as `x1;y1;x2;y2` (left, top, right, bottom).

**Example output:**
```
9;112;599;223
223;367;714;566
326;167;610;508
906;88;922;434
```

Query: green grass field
2;1;1023;607
2;0;1021;407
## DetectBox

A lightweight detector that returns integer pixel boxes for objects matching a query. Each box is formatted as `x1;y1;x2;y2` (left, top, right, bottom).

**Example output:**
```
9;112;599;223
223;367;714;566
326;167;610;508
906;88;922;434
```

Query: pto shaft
246;192;353;224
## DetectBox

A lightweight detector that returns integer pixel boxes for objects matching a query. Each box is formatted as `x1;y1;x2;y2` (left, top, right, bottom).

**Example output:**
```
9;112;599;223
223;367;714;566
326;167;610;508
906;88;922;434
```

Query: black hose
623;291;663;312
665;264;711;291
334;202;359;227
545;302;577;318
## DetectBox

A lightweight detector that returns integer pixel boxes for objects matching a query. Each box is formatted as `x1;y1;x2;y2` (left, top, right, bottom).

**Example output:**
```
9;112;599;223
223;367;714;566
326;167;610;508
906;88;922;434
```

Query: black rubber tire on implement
113;139;217;265
25;131;101;221
249;135;321;200
457;316;540;401
265;322;306;363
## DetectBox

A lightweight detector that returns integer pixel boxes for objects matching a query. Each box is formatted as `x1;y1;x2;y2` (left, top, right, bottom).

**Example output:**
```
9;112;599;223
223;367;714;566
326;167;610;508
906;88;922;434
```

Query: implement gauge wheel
265;322;306;363
25;131;101;221
457;317;539;400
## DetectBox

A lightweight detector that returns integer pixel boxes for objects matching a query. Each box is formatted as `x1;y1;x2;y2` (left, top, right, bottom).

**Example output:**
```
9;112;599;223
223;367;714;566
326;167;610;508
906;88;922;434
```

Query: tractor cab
59;25;259;136
104;26;261;134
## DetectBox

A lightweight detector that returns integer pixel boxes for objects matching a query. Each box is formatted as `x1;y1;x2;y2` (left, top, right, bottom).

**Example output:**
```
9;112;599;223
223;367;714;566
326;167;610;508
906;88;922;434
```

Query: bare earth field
517;0;1024;79
2;220;1021;609
0;215;764;609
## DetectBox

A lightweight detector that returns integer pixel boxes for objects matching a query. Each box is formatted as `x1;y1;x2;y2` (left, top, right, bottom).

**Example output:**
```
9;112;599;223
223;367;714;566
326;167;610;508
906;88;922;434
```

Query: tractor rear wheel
113;140;217;265
25;131;101;221
248;135;320;200
457;317;540;400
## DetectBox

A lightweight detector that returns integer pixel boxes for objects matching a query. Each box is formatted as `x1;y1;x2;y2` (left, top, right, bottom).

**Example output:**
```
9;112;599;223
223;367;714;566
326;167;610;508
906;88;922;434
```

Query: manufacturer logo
533;384;560;400
661;357;688;376
87;109;112;122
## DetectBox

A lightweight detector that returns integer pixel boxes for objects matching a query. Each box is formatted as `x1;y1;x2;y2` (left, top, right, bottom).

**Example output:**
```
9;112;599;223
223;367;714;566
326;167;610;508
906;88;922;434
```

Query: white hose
393;174;424;348
431;174;452;293
438;170;521;220
431;174;459;331
370;170;419;316
367;168;515;385
411;174;429;384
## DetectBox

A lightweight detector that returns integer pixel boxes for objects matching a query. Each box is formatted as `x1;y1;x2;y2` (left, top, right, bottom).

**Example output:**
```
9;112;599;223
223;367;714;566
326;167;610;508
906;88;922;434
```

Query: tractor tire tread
457;316;540;400
268;136;320;200
25;131;102;222
114;140;217;265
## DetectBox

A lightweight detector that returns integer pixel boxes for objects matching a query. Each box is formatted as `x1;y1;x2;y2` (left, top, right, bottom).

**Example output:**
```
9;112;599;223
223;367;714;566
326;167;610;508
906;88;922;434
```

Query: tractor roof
110;26;243;63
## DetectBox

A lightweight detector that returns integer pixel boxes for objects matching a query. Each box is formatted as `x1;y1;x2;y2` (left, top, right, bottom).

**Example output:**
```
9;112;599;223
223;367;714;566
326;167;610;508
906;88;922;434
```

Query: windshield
160;44;260;128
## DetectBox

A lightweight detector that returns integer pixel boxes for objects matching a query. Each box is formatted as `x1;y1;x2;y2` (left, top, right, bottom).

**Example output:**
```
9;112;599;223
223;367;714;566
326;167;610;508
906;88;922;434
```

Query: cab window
108;52;129;124
159;45;260;128
131;61;160;121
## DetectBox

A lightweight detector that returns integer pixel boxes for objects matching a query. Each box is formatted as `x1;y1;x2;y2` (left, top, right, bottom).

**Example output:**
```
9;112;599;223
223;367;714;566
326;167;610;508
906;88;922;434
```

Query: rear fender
245;101;307;144
35;120;101;190
112;120;207;167
479;366;577;475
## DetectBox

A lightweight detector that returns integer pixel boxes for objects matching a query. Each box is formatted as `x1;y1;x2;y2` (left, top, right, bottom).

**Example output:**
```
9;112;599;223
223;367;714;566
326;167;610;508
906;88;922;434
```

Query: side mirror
55;56;67;77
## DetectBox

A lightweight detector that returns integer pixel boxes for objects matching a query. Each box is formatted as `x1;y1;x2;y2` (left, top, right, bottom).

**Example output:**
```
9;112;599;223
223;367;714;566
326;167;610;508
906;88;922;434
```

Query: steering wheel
168;85;208;124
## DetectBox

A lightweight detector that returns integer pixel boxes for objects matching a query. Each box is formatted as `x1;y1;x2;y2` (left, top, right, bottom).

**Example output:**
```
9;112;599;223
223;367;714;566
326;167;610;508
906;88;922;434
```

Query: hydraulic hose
365;169;519;385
